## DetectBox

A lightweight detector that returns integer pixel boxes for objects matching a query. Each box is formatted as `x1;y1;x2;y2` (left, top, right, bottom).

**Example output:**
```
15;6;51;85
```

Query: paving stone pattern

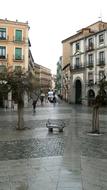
0;119;70;129
0;137;65;161
0;104;107;190
0;118;69;161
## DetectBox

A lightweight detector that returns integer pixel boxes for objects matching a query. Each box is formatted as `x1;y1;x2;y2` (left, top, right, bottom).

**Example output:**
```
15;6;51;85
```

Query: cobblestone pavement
0;102;107;190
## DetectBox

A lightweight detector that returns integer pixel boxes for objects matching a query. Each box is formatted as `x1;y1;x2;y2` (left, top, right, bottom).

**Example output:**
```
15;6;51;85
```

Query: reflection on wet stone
0;137;65;161
0;119;69;130
0;104;107;190
81;137;107;159
0;118;68;161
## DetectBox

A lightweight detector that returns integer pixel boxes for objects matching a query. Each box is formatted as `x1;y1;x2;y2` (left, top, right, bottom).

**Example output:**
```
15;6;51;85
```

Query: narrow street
0;101;107;190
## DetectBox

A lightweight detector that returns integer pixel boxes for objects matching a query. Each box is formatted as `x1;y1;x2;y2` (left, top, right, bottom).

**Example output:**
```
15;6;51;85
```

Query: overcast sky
0;0;107;74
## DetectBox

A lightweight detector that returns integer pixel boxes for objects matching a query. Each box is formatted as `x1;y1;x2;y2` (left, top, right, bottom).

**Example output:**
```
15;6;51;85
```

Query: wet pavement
0;101;107;189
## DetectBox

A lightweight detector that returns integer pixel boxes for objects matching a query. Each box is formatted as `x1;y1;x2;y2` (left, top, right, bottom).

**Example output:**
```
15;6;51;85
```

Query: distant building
51;74;56;91
29;49;35;72
34;63;52;94
56;56;63;97
62;21;107;105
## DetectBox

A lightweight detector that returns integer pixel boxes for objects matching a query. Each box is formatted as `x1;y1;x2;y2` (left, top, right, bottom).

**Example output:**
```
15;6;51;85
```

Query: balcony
97;60;105;67
86;43;94;52
0;36;9;41
0;55;8;61
13;55;24;62
86;62;94;69
13;36;26;43
70;64;85;72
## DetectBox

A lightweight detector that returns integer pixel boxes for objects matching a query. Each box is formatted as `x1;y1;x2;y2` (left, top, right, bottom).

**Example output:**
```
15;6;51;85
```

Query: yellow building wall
62;41;71;68
0;19;29;71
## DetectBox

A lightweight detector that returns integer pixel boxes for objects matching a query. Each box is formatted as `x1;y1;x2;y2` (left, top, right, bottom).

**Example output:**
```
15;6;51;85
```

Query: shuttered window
15;48;22;60
15;30;22;41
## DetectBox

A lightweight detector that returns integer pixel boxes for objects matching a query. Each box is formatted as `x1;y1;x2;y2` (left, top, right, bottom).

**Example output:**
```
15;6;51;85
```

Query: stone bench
46;119;65;132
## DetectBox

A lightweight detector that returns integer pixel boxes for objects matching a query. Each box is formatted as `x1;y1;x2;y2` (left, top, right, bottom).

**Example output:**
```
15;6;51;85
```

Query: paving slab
0;103;107;189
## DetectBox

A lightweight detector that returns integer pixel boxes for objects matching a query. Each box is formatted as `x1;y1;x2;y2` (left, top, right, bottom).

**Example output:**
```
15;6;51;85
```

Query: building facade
56;56;63;97
51;74;56;91
34;63;52;94
39;65;52;94
62;21;107;105
0;19;29;72
0;19;30;107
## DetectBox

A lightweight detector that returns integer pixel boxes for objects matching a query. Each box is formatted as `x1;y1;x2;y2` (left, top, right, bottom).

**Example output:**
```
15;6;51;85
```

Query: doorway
75;80;82;104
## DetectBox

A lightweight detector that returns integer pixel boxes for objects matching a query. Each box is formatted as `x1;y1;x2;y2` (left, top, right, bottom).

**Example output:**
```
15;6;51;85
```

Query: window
88;72;93;80
15;30;22;41
0;65;6;73
76;42;80;51
99;71;105;80
0;46;6;59
99;34;104;44
15;48;22;60
75;57;80;68
88;72;94;84
88;38;93;48
0;28;6;39
99;51;105;64
88;54;93;65
15;66;21;72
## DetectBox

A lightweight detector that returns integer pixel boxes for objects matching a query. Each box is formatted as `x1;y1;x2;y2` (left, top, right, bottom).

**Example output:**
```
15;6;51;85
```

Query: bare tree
0;69;40;130
91;75;107;134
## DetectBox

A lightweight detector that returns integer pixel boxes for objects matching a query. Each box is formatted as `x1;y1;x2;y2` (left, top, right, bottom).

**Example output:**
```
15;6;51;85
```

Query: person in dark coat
32;100;37;113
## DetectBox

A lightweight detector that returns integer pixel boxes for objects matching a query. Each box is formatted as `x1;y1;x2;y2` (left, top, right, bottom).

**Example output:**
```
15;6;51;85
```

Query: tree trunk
92;105;100;133
17;102;24;130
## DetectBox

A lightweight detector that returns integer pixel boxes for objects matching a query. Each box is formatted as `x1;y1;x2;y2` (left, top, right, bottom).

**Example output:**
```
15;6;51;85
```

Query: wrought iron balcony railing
0;54;8;60
70;63;85;71
74;64;85;70
13;36;26;43
86;43;94;51
86;62;94;68
0;35;9;41
97;60;105;67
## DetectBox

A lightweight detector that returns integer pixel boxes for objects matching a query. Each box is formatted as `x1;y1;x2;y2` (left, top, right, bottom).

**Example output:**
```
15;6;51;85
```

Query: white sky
0;0;107;74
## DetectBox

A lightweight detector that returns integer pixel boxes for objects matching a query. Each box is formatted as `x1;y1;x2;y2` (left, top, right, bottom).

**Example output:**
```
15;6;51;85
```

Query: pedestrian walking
11;100;14;111
31;91;40;113
53;93;56;106
4;99;8;111
40;92;45;105
32;100;37;113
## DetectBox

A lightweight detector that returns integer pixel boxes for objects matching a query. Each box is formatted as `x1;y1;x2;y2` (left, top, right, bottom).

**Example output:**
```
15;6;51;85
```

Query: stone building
34;63;52;94
51;74;56;91
62;21;107;105
56;56;63;97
